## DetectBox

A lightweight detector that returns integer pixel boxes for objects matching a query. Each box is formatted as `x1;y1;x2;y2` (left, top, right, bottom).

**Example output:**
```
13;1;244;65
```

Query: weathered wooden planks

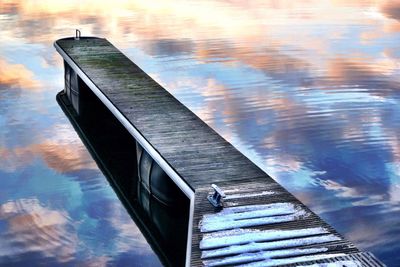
55;37;386;267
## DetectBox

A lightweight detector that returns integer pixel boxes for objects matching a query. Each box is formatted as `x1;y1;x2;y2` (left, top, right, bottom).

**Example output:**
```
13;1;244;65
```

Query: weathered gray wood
55;37;385;267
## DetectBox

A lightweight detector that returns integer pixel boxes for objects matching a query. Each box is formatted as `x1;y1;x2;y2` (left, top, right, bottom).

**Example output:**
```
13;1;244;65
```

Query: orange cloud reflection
0;58;42;90
2;0;399;85
0;198;77;262
381;0;400;21
0;140;97;173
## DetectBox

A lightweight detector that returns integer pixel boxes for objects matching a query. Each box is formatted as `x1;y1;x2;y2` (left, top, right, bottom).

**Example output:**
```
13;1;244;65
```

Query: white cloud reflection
0;198;77;263
1;0;399;264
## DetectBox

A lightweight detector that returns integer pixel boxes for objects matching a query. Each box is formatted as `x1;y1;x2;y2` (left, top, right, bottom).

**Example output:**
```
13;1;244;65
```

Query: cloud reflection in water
0;0;399;265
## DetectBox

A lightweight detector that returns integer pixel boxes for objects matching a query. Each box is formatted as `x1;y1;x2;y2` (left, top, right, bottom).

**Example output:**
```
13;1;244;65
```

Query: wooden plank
55;37;385;267
190;183;359;266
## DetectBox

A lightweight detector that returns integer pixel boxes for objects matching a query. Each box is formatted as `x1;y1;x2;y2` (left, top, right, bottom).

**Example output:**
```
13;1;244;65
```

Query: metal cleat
75;29;81;40
207;184;226;209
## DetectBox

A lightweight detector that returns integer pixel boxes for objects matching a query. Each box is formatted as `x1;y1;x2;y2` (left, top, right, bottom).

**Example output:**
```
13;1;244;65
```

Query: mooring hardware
207;184;226;209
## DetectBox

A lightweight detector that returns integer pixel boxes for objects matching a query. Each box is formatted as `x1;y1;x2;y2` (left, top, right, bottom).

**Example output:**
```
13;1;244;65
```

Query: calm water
1;1;399;266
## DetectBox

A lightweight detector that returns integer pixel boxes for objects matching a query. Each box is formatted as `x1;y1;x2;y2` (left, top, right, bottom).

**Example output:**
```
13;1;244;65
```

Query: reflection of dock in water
57;85;188;267
55;33;385;267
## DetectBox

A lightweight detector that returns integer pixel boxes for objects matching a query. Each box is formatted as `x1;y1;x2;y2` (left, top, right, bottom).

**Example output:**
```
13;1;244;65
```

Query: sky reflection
0;0;399;266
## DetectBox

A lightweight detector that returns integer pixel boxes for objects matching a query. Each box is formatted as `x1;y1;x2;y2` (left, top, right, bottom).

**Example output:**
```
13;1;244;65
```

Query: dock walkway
55;36;385;267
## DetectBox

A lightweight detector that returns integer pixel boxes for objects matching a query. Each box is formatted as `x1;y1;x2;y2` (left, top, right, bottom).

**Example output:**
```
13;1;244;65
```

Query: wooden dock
55;36;385;267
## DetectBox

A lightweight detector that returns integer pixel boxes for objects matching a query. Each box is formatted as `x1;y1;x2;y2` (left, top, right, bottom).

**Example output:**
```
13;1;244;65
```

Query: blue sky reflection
0;0;399;265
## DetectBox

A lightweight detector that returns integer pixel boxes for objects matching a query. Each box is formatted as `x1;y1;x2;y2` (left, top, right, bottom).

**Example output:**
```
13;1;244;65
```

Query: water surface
1;1;399;266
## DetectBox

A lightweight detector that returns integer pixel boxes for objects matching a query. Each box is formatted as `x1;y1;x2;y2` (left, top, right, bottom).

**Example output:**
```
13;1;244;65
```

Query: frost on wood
201;234;341;259
200;227;330;249
199;202;307;232
236;253;347;267
202;247;330;266
224;191;275;200
198;202;353;266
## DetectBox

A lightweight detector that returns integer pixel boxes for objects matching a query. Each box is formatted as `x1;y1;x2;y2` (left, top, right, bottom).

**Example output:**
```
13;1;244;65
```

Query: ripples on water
0;1;399;266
